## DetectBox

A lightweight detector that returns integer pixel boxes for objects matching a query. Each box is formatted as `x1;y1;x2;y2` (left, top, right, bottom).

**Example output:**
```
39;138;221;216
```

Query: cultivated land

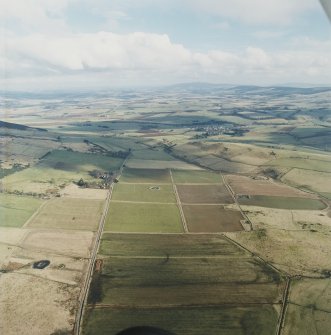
1;84;331;334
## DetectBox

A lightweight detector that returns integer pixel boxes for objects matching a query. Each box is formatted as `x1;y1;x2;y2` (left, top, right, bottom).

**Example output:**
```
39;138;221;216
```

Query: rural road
74;156;129;335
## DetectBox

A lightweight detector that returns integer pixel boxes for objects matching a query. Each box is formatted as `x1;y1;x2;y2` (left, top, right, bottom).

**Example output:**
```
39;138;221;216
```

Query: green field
172;169;222;184
27;197;105;230
40;149;122;172
99;233;246;257
83;305;279;335
0;194;43;227
238;195;326;210
132;149;176;161
283;279;331;335
105;202;183;232
120;168;171;183
112;183;176;203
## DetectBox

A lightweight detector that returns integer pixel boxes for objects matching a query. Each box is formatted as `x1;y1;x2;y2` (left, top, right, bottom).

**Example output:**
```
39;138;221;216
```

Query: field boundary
170;169;188;233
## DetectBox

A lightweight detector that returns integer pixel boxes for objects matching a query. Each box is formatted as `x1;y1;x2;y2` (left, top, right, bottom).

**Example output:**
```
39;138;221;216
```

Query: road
73;157;129;335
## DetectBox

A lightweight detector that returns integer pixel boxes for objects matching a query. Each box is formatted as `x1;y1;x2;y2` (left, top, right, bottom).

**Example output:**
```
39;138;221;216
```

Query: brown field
226;175;314;198
21;229;94;258
183;205;244;232
176;184;234;204
0;272;79;335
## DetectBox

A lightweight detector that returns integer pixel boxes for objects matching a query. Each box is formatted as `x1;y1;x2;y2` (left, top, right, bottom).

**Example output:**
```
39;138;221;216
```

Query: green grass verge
0;194;43;227
105;202;183;233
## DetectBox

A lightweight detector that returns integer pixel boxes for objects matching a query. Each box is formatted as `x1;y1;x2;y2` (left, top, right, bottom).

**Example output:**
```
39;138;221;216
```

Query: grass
112;183;176;203
104;202;183;233
172;169;222;184
237;195;326;210
120;168;171;183
99;233;246;257
126;159;199;170
176;184;233;204
0;194;43;227
131;149;176;161
27;197;105;230
183;205;244;232
83;305;279;335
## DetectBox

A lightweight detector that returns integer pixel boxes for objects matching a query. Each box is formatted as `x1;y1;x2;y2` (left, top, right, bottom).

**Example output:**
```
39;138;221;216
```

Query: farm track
74;156;129;335
170;169;188;233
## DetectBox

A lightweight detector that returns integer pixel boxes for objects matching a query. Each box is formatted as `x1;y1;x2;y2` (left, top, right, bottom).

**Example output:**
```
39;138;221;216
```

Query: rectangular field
126;159;201;170
0;194;43;228
226;175;313;198
120;168;171;183
176;184;234;204
183;205;244;232
83;305;279;335
27;197;105;231
172;169;222;184
112;183;176;203
104;202;183;233
99;233;246;257
237;195;326;210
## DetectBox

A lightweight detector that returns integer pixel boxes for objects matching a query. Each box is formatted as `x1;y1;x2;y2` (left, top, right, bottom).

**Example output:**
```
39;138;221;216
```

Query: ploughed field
83;234;284;335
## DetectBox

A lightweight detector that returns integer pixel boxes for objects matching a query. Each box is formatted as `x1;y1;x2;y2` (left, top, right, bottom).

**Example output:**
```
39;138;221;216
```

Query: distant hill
0;120;47;132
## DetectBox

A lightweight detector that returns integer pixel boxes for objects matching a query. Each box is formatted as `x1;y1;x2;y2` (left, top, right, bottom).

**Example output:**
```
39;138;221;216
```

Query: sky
0;0;331;91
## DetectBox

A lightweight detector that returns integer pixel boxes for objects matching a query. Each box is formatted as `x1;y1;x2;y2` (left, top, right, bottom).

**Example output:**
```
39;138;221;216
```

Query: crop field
131;148;176;161
112;183;176;203
176;184;233;204
99;233;246;257
226;175;313;198
283;279;331;335
237;195;326;210
84;233;283;335
0;194;43;228
126;158;201;170
172;169;222;184
183;205;244;232
104;202;183;233
120;168;172;183
27;197;105;231
83;305;279;335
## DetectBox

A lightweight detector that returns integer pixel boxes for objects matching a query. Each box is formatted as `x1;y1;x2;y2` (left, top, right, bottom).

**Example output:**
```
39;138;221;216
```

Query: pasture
237;195;326;210
183;205;244;232
176;184;234;204
120;168;171;183
112;183;176;203
172;169;222;184
126;159;201;170
0;194;43;228
27;197;105;231
104;202;183;233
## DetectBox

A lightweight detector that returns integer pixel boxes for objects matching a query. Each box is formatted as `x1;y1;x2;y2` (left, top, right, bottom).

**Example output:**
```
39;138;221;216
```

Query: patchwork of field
183;205;244;232
83;233;283;335
237;195;326;210
283;279;331;335
176;184;233;204
26;197;105;231
105;202;183;233
0;194;43;228
112;183;176;203
226;174;314;198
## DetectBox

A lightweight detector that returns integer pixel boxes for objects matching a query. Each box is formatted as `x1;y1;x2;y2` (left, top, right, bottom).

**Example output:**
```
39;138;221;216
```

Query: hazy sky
1;0;330;90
